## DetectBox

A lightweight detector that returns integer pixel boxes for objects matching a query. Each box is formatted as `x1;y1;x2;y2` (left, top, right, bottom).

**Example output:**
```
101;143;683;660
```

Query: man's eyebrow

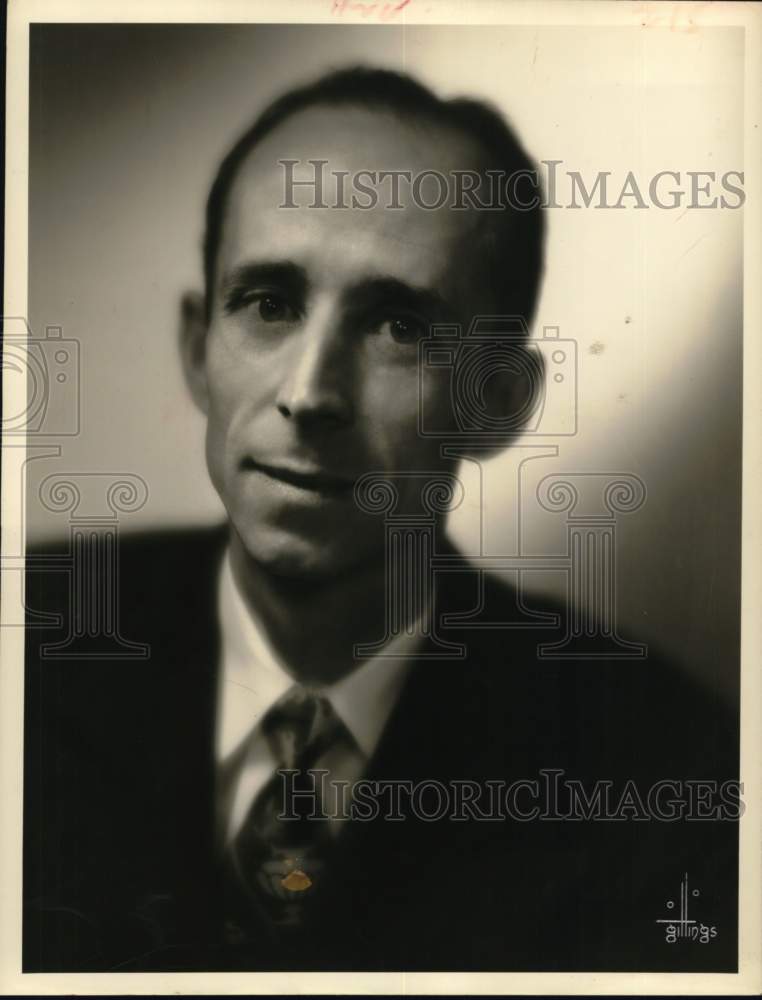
221;261;308;299
221;265;454;318
348;276;453;318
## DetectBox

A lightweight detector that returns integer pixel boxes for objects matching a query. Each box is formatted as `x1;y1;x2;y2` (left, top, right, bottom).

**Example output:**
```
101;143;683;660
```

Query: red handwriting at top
634;1;710;33
331;0;412;21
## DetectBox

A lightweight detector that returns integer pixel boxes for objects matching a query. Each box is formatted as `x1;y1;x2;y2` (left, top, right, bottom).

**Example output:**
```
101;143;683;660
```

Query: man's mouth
241;456;356;496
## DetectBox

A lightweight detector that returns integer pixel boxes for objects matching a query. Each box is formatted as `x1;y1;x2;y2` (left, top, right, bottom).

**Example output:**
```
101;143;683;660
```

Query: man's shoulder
26;521;228;604
115;521;229;587
24;522;228;686
436;560;736;777
27;520;228;565
24;524;225;798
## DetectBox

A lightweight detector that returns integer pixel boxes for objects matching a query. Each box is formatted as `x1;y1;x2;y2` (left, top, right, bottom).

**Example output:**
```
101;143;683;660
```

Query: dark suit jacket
23;524;739;972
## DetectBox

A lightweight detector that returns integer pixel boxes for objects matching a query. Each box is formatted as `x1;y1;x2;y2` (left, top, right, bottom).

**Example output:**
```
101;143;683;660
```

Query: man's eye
381;316;428;344
226;289;300;322
253;293;296;323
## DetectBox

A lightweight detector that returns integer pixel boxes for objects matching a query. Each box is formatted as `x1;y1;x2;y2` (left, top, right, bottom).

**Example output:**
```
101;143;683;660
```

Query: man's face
187;105;503;579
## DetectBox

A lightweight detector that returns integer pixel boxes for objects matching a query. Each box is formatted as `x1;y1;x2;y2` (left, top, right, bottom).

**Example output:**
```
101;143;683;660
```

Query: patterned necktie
225;685;349;932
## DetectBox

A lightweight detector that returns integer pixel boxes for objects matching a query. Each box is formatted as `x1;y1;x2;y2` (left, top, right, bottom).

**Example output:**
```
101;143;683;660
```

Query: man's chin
231;522;368;583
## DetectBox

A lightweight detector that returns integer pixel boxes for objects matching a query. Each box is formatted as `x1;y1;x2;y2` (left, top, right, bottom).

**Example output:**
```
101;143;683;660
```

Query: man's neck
228;531;408;687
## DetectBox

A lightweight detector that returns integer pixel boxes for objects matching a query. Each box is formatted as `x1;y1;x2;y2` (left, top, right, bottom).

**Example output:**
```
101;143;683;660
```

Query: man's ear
489;342;545;425
179;291;210;414
467;342;546;459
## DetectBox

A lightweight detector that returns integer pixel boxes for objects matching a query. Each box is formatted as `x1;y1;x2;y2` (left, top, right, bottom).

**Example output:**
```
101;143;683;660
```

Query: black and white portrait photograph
1;0;760;994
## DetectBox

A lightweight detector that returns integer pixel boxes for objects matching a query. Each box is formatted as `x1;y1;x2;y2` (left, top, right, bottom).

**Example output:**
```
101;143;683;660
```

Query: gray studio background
26;24;743;703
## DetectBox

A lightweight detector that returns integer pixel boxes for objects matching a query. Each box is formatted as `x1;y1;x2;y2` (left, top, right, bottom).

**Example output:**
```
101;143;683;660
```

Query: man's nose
275;302;354;428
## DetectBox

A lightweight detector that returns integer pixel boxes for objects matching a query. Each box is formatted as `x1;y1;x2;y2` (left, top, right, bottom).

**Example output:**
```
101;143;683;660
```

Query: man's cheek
206;370;248;446
204;404;237;489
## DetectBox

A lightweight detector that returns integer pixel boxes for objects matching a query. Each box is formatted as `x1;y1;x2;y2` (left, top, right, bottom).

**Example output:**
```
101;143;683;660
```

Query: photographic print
1;0;760;994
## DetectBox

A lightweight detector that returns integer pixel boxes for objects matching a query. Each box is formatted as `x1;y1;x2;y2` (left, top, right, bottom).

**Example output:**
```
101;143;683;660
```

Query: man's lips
241;456;356;495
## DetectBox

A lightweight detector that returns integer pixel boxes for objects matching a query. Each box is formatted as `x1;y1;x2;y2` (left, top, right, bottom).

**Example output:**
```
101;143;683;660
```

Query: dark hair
203;66;545;326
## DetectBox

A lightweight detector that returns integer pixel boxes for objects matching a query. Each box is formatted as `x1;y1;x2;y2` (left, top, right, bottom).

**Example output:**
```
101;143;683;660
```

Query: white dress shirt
215;549;422;845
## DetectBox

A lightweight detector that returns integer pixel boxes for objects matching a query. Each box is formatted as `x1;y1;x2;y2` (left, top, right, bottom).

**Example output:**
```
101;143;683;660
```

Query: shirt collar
216;549;419;761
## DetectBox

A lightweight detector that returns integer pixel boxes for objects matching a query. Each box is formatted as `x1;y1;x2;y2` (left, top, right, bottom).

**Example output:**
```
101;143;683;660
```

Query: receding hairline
230;99;494;167
203;67;545;324
212;101;516;279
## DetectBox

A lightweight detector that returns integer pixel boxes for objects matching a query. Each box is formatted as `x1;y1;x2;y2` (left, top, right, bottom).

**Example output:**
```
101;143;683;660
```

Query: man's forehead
219;103;497;281
231;102;488;192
